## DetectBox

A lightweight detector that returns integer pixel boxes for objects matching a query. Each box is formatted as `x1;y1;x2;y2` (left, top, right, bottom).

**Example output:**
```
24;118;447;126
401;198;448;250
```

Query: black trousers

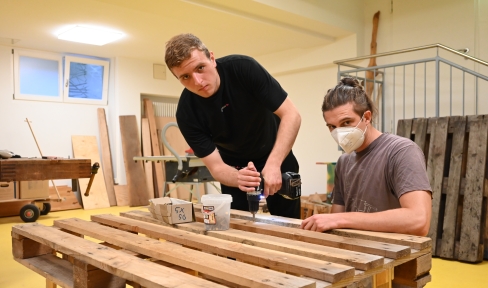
220;151;301;219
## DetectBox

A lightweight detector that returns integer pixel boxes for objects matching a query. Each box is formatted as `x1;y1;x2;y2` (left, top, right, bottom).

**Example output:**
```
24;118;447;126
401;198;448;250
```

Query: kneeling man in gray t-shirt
301;77;432;236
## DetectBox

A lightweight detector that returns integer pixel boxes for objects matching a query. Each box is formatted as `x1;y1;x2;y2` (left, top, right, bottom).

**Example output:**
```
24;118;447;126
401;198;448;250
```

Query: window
63;56;109;105
13;49;63;102
13;49;109;105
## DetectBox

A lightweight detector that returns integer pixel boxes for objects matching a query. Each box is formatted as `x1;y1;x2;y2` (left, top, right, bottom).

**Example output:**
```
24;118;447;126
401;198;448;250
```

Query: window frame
13;49;63;102
63;56;109;105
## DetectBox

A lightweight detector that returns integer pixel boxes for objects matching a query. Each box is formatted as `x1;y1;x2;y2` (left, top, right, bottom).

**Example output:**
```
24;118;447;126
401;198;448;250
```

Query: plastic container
201;194;232;231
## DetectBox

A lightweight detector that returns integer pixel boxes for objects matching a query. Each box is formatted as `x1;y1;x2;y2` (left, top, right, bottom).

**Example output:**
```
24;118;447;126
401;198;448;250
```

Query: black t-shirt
176;55;287;167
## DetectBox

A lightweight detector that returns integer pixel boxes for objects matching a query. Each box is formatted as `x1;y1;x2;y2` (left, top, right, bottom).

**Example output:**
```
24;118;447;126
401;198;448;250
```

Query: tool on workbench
247;172;302;220
84;162;100;196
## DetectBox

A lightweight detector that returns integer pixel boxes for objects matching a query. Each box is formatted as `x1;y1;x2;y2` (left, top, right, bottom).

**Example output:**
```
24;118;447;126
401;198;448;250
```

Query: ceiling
0;0;361;63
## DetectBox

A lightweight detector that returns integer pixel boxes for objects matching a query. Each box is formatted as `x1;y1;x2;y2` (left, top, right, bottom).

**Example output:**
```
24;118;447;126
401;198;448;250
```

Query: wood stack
397;115;488;262
301;193;332;219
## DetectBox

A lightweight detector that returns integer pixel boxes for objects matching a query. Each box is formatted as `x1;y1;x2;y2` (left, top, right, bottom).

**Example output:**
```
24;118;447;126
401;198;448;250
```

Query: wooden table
12;207;432;288
0;158;92;182
0;158;94;222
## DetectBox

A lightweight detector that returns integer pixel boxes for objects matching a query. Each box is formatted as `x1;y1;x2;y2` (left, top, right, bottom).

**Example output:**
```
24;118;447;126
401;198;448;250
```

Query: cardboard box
148;197;194;224
0;181;17;200
20;180;49;199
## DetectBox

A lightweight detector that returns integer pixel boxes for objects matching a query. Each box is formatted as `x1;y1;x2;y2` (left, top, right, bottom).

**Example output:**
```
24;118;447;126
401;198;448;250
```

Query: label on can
202;205;216;225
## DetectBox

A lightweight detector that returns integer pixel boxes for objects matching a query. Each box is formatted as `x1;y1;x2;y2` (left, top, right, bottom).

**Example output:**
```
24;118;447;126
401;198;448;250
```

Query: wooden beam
143;99;166;198
15;254;74;288
97;108;117;206
0;159;91;182
141;118;155;200
119;116;150;207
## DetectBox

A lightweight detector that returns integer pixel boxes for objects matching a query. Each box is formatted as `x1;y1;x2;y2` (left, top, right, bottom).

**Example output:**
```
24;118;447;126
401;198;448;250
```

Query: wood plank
0;159;92;181
113;185;129;206
143;99;165;198
425;117;449;256
193;211;411;259
72;257;126;288
12;223;225;288
392;273;431;288
396;119;412;139
193;203;431;250
393;253;431;281
141;118;155;200
97;108;117;206
12;233;54;258
90;213;355;283
0;199;34;217
459;115;488;262
119;116;150;207
439;116;466;258
55;218;316;287
72;136;110;210
412;118;428;153
14;254;74;288
48;186;82;211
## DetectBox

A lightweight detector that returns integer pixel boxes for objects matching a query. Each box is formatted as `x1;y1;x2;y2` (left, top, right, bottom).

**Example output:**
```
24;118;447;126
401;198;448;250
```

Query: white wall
256;35;357;196
111;56;182;185
360;0;488;132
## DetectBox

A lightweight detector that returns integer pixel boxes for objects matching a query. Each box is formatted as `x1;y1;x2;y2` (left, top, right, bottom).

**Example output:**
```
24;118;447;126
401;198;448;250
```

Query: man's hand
300;213;341;232
261;165;282;197
237;162;261;192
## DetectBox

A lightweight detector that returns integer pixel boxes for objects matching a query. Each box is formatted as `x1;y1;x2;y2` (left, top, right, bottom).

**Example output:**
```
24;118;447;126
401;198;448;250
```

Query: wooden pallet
12;208;432;288
397;115;488;262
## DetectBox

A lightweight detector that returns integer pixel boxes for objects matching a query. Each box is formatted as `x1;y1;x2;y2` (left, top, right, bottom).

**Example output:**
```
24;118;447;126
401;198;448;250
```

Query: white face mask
331;115;368;154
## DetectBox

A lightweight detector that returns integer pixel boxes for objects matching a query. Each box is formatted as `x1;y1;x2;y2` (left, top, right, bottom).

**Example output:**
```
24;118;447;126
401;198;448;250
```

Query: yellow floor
0;206;487;287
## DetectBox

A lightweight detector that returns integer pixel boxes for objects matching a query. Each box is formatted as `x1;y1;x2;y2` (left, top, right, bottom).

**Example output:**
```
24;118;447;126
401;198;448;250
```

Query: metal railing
334;44;488;134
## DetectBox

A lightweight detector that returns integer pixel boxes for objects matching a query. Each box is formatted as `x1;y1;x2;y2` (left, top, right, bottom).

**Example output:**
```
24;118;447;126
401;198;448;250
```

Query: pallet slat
439;116;466;258
459;115;488;262
426;117;449;255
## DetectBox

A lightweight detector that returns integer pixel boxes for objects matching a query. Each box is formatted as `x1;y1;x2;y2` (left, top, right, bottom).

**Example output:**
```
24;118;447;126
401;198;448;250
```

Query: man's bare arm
261;97;301;196
300;190;432;236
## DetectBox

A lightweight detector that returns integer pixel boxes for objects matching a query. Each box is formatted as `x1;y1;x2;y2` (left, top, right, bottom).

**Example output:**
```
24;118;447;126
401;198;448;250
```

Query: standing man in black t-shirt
164;33;301;219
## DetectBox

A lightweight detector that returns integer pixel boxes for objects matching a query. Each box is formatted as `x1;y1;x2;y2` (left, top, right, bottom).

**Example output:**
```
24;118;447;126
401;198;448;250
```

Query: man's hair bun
340;77;363;90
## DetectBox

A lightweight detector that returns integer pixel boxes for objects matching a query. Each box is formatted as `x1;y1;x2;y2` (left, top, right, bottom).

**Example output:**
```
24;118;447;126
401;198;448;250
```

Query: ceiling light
57;25;124;46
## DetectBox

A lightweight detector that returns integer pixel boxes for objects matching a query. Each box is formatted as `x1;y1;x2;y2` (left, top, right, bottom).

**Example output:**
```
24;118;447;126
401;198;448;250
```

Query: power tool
247;172;301;220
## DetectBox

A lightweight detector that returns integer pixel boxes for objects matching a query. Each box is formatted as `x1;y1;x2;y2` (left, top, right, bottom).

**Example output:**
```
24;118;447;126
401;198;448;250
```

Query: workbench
12;206;432;287
0;158;96;222
0;158;93;182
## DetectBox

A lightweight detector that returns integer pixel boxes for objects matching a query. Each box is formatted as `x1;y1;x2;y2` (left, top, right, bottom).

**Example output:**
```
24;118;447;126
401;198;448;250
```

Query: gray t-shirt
333;133;432;212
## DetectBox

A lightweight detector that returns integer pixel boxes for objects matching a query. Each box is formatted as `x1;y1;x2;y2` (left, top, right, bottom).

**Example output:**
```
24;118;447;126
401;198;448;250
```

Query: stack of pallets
397;115;488;262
